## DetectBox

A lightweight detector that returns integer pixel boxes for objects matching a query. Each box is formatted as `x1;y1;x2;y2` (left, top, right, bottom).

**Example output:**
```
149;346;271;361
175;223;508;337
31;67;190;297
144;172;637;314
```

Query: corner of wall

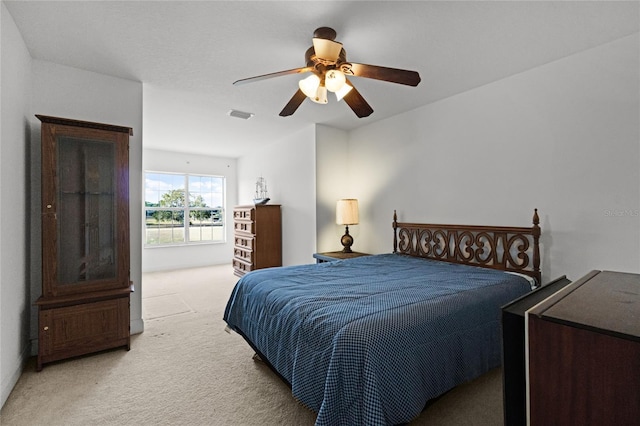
315;125;350;252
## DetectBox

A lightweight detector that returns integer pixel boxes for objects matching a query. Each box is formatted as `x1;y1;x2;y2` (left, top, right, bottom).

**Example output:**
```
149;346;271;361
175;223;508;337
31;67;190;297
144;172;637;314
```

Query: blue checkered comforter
223;253;530;425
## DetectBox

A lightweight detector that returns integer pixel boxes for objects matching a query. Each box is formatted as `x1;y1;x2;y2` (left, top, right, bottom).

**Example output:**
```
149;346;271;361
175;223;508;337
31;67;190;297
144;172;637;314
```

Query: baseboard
1;344;31;409
131;318;144;335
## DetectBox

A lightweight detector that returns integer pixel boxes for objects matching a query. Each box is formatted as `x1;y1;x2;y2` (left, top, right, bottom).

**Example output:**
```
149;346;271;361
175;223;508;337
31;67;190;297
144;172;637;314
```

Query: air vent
228;110;254;120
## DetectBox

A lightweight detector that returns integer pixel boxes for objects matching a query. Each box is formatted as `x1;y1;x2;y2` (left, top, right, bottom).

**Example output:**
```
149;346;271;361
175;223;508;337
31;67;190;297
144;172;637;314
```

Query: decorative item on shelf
336;198;359;253
253;176;270;205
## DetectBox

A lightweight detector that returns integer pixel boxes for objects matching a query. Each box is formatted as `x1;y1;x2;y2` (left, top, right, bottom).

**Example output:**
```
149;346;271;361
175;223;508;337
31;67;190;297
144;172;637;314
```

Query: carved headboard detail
393;209;541;285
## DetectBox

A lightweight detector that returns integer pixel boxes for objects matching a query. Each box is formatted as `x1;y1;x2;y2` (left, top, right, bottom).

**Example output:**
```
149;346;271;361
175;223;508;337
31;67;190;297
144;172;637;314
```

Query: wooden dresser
501;275;572;426
526;270;640;425
232;204;282;277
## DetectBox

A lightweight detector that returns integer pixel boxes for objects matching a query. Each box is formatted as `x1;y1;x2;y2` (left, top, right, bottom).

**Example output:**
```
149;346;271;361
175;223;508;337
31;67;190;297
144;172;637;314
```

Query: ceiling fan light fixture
235;27;419;118
311;85;328;104
299;74;320;98
335;83;353;102
325;69;346;92
312;38;342;62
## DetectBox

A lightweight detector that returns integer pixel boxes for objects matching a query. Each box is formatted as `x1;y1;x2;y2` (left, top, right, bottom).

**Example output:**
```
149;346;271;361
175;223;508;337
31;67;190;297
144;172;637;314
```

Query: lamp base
341;225;354;253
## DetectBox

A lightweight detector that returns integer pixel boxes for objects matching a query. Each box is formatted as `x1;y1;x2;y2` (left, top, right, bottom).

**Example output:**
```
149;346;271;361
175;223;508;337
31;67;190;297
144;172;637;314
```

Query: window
144;172;225;246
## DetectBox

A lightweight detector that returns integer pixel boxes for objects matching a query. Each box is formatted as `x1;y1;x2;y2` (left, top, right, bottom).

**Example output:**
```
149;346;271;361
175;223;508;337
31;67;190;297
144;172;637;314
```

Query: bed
223;210;541;425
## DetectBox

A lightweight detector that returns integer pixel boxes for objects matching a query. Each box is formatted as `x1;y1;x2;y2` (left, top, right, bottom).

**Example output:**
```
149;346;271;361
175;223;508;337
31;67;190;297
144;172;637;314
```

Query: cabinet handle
43;326;49;331
46;204;52;209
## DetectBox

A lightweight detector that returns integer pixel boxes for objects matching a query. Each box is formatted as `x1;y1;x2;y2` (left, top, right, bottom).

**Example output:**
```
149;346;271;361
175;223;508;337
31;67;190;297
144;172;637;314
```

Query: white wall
344;34;639;283
29;60;145;343
0;2;32;407
315;125;357;252
142;149;237;272
238;125;317;266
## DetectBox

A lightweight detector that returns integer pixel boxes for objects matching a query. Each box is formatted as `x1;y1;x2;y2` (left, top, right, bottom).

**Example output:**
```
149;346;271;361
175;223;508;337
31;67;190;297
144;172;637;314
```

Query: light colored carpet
1;264;504;425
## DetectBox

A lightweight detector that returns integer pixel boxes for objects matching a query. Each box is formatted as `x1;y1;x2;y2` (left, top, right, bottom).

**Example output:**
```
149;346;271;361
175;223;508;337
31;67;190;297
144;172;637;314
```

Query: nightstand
313;251;370;263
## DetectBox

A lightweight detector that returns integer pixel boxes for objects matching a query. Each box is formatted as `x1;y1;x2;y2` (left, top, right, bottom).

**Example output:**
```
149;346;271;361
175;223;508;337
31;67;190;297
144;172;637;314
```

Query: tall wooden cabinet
232;204;281;277
36;115;133;371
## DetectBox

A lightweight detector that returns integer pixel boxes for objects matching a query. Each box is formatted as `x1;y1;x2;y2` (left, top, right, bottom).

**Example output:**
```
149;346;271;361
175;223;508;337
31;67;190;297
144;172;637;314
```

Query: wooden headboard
393;209;541;285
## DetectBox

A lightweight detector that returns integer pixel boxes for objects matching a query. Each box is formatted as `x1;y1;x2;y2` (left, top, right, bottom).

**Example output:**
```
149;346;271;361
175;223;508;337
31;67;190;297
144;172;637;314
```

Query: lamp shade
324;69;346;92
311;85;328;104
334;82;353;101
299;74;328;104
312;38;343;62
336;199;359;225
299;74;320;98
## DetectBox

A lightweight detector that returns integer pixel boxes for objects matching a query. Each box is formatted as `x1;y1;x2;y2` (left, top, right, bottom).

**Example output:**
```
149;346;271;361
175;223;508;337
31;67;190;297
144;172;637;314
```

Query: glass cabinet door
39;116;131;297
57;136;117;284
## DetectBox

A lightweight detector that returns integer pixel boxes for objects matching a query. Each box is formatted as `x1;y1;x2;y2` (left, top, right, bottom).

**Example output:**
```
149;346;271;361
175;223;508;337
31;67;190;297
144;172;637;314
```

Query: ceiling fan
233;27;421;118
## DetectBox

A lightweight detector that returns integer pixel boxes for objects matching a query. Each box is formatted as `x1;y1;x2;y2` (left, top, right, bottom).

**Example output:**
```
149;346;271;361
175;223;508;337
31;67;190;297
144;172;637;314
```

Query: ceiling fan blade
233;67;313;86
279;89;307;117
342;82;373;118
341;63;421;87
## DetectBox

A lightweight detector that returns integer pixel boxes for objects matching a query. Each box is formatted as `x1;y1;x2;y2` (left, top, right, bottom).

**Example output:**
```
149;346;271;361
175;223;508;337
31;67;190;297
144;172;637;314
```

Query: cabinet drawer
232;258;253;275
233;208;255;221
234;247;253;263
234;220;255;234
234;235;254;250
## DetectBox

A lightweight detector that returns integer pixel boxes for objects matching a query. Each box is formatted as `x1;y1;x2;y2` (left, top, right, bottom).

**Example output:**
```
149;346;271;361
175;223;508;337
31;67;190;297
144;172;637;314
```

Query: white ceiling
5;1;639;158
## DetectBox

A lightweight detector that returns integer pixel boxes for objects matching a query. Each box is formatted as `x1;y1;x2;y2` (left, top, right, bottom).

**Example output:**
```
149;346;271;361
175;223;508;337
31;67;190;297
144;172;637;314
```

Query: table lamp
336;199;359;253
